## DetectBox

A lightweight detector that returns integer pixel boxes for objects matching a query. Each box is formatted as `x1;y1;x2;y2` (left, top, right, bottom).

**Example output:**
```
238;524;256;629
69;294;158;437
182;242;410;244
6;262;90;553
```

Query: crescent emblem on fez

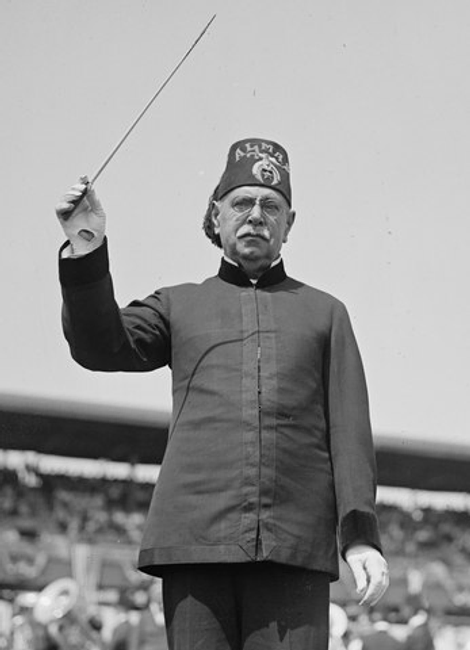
252;155;281;186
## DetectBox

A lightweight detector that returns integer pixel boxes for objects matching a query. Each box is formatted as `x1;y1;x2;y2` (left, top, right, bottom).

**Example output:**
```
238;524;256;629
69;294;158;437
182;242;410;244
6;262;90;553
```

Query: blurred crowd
1;578;168;650
0;467;152;545
1;467;470;557
328;606;470;650
379;503;470;563
4;584;470;650
1;466;470;648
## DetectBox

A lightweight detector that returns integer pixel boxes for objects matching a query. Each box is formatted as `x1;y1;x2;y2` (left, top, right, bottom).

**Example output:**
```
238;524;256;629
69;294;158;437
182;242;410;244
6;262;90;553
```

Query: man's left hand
345;544;389;606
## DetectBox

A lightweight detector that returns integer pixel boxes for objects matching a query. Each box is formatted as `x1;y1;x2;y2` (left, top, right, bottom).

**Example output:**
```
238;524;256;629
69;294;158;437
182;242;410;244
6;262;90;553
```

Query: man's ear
211;201;221;234
283;209;296;243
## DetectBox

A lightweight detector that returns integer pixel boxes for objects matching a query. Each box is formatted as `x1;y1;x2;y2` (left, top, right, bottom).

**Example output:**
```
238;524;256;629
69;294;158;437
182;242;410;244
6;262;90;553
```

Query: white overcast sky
1;0;470;446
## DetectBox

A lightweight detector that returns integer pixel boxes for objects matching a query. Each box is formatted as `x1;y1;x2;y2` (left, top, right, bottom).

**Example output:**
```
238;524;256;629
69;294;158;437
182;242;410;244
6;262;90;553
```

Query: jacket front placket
239;283;277;561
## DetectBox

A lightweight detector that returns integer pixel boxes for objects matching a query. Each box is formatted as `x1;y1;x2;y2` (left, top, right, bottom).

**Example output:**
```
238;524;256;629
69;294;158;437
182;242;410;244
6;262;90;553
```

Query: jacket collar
218;257;287;288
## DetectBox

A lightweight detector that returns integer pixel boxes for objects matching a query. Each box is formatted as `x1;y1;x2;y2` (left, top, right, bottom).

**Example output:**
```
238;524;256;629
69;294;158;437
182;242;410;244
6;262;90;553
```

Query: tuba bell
33;578;105;650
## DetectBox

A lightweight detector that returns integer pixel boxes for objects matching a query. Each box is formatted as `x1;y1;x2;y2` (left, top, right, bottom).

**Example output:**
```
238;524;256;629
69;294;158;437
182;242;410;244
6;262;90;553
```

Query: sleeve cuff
59;237;110;287
339;510;382;558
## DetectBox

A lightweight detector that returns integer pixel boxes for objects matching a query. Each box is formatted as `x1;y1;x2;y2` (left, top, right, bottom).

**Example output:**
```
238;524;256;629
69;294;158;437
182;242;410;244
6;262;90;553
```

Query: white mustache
237;227;270;241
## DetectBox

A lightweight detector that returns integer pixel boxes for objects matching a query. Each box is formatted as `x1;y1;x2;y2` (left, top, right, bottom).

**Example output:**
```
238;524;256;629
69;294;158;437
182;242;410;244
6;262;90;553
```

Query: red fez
215;138;292;206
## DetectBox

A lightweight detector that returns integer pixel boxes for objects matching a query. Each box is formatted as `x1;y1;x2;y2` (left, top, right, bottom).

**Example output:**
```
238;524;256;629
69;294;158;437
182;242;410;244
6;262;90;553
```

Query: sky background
2;0;470;447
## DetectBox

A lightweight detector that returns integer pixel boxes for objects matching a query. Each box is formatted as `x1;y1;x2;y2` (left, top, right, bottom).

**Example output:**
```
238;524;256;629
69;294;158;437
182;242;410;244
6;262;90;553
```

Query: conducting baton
64;13;216;215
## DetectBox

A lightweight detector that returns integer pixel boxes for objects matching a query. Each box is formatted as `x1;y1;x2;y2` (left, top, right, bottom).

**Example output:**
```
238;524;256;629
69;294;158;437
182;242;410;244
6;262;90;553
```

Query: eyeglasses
230;195;285;218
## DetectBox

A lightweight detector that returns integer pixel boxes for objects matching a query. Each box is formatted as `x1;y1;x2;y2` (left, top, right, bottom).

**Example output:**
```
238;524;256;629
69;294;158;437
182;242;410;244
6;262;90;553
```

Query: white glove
55;176;106;256
345;544;389;606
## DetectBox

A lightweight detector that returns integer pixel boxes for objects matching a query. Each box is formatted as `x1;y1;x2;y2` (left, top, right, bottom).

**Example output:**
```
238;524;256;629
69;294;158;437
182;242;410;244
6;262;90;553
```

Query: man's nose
247;201;264;224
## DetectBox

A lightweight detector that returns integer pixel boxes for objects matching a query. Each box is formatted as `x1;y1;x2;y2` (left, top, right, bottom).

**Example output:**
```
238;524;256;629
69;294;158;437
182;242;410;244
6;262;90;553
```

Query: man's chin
237;247;276;267
237;245;266;261
237;237;268;253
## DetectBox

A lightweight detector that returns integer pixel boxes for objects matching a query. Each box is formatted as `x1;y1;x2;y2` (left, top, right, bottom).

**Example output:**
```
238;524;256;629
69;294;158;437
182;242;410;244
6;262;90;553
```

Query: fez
215;138;292;206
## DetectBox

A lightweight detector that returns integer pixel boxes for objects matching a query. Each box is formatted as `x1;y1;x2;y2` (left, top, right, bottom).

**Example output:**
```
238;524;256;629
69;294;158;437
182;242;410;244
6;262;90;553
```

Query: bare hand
345;544;389;606
56;177;106;256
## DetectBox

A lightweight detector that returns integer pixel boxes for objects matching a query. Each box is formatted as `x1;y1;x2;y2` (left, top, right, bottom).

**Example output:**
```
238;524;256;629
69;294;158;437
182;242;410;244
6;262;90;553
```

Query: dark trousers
161;563;330;650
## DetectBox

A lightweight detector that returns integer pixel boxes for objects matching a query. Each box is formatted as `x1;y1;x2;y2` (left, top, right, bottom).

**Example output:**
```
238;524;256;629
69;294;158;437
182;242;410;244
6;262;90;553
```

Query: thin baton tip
89;12;217;186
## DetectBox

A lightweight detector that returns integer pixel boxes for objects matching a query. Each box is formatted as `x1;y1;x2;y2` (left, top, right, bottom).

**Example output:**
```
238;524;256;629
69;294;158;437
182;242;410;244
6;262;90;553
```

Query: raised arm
56;182;171;373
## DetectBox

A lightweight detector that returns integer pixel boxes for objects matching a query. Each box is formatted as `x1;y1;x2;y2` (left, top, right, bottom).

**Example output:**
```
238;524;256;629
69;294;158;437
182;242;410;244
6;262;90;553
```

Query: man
403;609;436;650
109;582;168;650
56;138;388;650
351;612;404;650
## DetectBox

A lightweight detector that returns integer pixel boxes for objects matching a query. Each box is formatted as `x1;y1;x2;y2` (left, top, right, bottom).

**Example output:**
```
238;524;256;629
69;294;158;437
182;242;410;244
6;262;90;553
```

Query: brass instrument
33;578;105;650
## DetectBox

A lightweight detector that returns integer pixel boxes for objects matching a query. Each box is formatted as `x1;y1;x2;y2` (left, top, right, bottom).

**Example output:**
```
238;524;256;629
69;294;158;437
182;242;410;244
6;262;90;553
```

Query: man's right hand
55;178;106;256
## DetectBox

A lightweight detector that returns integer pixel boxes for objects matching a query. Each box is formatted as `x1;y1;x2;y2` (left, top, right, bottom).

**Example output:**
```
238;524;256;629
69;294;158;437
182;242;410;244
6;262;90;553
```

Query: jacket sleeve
326;300;382;557
59;238;171;372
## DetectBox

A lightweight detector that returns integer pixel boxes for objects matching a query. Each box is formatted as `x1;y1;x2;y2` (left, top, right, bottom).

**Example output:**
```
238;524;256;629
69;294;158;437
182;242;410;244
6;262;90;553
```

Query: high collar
218;257;287;288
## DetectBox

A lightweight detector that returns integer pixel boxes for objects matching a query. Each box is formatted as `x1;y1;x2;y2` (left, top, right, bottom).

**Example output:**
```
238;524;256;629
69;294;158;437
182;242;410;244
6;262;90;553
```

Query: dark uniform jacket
59;240;382;580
